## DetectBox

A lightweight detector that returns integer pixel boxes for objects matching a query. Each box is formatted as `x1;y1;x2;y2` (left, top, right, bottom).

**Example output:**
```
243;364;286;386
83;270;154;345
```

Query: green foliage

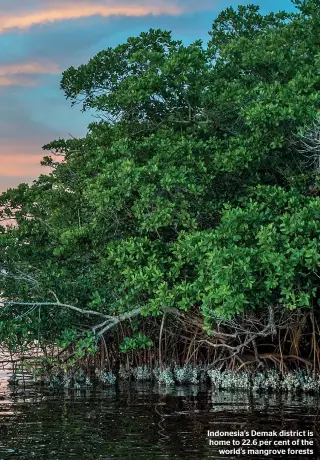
119;333;153;352
1;1;320;354
56;328;78;347
168;186;320;322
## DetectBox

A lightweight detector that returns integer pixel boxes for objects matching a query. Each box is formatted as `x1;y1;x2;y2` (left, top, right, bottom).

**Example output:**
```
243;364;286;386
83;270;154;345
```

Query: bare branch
1;300;111;320
93;307;143;336
297;115;320;172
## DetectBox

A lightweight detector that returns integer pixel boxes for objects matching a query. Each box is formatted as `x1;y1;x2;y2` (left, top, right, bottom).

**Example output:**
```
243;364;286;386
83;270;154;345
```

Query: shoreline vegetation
1;0;320;387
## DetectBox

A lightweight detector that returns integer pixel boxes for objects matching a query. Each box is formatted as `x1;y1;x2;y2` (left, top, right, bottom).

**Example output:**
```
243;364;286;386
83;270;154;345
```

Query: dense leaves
1;1;320;357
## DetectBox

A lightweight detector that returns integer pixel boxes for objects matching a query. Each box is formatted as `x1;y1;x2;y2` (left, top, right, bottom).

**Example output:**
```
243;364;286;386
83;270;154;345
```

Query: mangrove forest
1;0;320;393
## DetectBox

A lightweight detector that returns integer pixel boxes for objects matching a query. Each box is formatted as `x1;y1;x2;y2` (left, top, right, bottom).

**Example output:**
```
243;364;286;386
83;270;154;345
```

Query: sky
0;0;296;194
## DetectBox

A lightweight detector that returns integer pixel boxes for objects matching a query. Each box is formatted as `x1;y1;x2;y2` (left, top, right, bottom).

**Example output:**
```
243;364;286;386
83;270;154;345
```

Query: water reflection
0;378;318;459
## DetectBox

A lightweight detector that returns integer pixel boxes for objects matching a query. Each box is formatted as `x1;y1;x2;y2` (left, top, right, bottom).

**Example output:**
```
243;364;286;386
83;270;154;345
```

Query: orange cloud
0;2;182;33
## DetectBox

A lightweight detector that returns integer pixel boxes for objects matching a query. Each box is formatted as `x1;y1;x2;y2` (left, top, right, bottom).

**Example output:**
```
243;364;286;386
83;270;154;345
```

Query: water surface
0;378;319;459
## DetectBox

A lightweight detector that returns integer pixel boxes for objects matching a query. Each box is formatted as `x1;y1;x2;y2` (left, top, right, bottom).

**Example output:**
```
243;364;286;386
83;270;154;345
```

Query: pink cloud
0;153;45;177
0;61;60;76
0;76;34;87
0;1;183;33
0;61;61;86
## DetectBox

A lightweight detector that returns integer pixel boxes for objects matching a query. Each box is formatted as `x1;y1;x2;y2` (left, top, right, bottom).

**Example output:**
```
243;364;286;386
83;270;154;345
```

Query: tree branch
2;300;111;320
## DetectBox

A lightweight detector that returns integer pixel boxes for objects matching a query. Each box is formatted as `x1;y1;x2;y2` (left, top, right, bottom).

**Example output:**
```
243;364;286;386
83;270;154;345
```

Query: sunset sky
0;0;295;194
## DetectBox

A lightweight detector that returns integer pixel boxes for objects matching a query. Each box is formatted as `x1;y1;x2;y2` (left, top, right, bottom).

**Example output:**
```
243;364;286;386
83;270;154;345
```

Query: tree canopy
1;0;320;371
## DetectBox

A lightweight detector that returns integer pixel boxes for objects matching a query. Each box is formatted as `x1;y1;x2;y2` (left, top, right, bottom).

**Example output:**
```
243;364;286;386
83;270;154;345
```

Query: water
0;378;319;459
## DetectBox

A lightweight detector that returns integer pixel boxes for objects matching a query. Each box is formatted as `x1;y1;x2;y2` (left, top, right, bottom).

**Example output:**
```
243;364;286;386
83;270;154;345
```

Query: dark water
0;377;319;460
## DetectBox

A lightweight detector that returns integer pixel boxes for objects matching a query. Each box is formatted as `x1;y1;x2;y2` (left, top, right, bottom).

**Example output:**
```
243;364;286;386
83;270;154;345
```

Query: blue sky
0;0;296;192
